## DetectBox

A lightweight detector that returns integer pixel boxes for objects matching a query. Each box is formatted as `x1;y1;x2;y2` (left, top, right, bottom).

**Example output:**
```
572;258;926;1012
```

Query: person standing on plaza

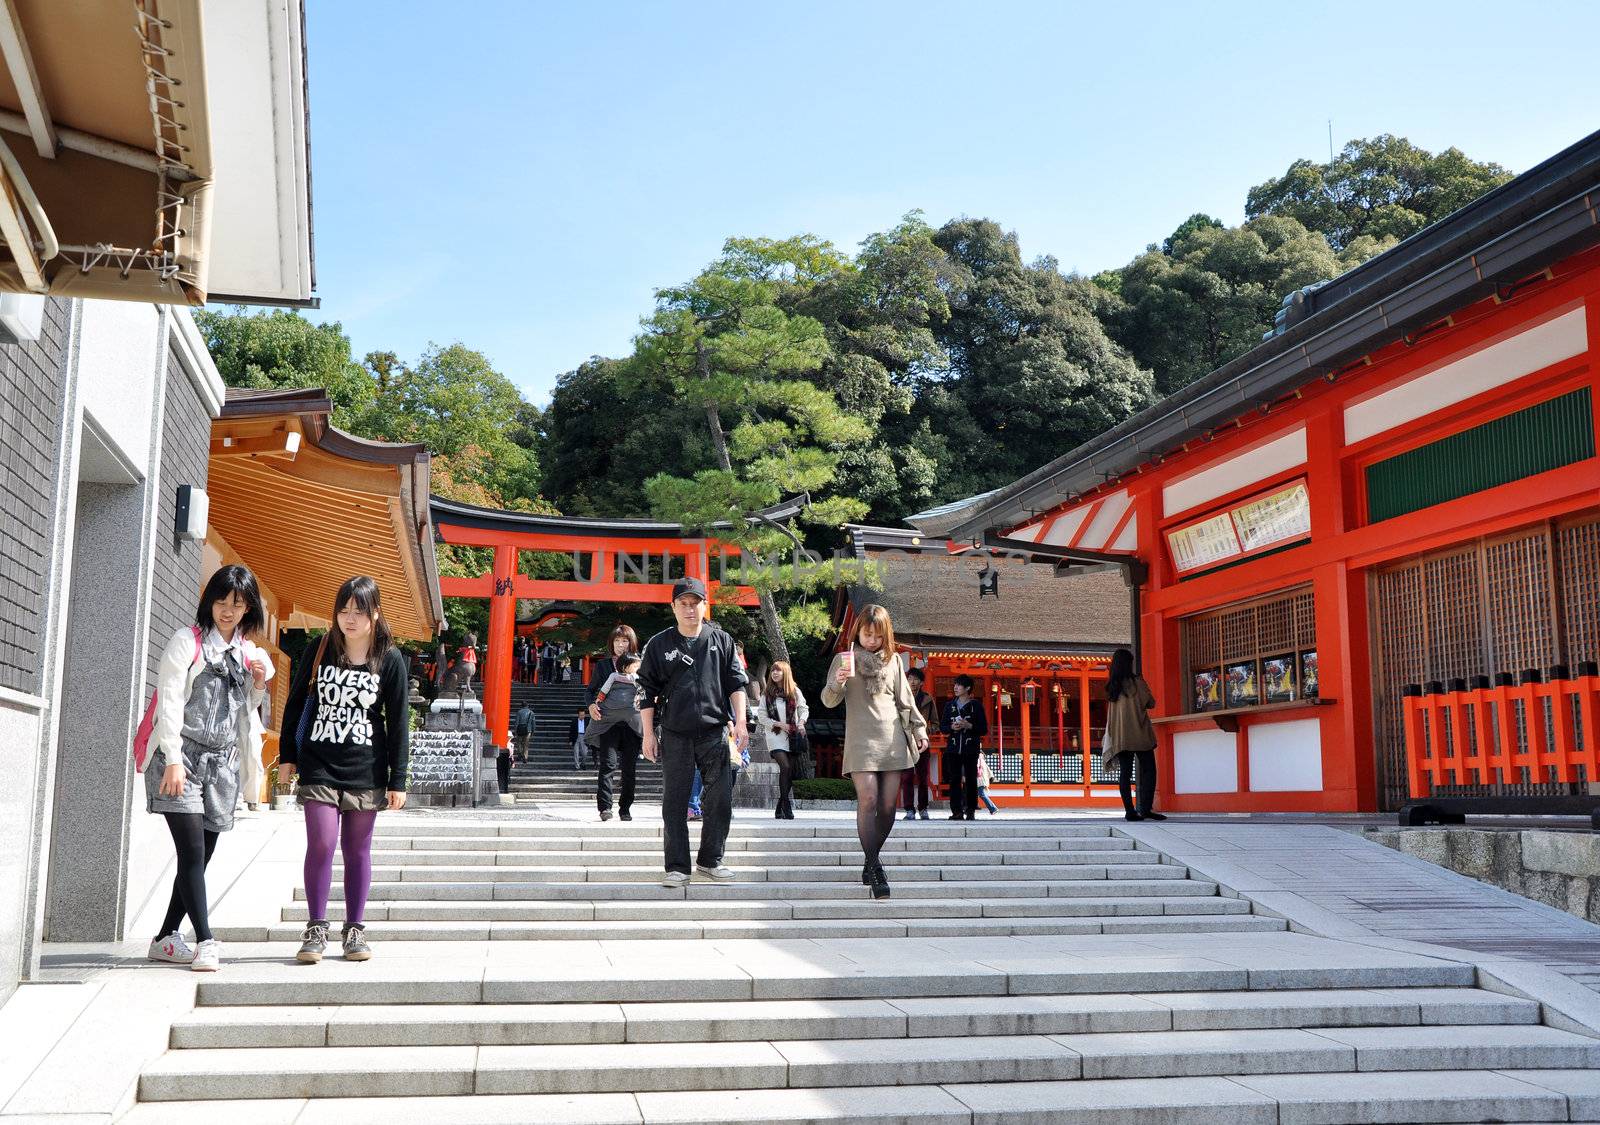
1104;647;1164;822
589;651;644;821
587;625;640;818
764;661;809;820
940;674;987;819
821;604;928;900
279;576;410;965
900;667;937;821
568;706;591;769
145;565;275;973
638;577;748;887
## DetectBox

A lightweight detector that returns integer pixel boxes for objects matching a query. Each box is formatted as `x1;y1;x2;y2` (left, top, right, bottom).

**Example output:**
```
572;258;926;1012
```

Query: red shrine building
912;129;1600;816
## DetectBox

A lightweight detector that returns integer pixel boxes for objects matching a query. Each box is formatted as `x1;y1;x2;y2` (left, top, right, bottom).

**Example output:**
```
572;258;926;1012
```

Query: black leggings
158;812;219;942
771;750;792;804
1118;750;1157;817
852;770;905;868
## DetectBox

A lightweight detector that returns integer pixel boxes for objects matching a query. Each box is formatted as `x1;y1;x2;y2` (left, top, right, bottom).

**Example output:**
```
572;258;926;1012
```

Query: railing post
1402;684;1427;798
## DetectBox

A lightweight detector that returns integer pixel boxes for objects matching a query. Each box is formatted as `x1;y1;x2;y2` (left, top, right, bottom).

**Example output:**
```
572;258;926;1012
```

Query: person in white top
143;565;274;973
764;661;809;819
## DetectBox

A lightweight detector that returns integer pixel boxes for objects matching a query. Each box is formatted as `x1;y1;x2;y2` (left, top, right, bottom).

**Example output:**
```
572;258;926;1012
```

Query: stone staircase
133;815;1600;1121
507;683;664;804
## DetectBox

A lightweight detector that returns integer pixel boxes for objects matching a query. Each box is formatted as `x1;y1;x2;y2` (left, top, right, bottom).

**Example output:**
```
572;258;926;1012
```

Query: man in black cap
638;577;749;887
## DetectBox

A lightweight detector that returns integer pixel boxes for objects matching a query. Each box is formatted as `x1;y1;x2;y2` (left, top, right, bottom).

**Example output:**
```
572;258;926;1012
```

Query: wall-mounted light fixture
174;484;208;543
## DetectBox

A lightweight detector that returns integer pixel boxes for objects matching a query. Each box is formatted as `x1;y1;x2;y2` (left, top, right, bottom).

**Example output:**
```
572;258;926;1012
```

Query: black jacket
587;656;620;705
636;623;748;735
939;696;989;756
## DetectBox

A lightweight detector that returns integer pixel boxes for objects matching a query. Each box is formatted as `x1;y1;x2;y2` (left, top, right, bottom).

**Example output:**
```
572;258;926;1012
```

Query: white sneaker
148;932;195;964
190;939;222;972
660;871;690;889
695;863;735;882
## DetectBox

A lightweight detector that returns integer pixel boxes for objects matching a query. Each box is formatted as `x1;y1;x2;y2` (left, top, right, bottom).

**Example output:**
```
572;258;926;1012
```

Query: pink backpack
133;626;202;773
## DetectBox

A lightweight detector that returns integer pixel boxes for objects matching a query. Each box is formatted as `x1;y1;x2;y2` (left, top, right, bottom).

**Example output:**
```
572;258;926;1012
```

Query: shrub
793;778;856;801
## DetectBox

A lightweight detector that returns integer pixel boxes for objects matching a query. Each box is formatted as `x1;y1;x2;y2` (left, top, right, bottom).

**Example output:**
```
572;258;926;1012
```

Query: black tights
852;769;905;868
771;750;793;804
158;812;218;942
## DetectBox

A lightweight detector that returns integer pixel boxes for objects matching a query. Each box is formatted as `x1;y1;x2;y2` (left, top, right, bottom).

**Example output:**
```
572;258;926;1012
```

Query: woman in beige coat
1103;647;1165;822
821;604;929;899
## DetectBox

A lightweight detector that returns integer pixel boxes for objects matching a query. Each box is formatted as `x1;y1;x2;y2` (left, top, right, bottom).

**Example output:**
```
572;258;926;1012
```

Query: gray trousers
661;729;731;875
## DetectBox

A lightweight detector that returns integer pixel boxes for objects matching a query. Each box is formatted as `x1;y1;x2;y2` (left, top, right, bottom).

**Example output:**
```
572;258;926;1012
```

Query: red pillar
484;545;517;750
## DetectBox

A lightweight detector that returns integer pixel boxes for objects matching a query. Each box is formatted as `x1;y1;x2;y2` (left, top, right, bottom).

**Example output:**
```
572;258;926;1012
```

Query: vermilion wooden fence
1403;664;1600;797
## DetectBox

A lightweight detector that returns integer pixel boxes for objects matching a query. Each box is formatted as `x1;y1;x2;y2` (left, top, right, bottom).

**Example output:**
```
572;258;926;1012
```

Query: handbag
292;634;331;754
132;626;202;772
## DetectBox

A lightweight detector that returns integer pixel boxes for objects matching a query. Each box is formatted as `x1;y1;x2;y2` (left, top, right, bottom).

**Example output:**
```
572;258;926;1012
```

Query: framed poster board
1193;668;1222;712
1300;651;1319;699
1166;477;1312;576
1261;653;1297;703
1224;660;1260;708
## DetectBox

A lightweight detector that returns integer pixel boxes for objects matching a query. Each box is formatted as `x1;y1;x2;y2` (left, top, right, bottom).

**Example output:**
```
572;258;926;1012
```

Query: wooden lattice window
1181;586;1316;713
1557;517;1600;667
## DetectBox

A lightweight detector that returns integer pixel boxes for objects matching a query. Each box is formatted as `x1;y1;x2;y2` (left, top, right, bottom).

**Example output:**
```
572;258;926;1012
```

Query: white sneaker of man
695;863;735;881
147;931;196;964
660;871;690;889
190;939;222;972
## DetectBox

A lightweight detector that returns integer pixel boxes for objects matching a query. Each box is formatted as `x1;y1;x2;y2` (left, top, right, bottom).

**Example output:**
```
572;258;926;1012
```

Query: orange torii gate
430;496;805;750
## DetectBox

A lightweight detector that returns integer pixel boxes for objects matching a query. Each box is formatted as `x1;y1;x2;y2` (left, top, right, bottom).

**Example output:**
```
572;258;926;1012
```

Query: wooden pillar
484;545;517;750
1079;669;1092;795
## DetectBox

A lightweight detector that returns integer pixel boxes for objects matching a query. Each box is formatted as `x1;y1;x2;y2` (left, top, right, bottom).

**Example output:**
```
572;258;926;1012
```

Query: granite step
222;914;1287;944
113;1071;1587;1125
366;834;1137;852
333;863;1182;884
168;988;1541;1050
359;848;1162;868
294;876;1222;902
278;893;1251;923
139;1024;1600;1101
193;954;1479;1009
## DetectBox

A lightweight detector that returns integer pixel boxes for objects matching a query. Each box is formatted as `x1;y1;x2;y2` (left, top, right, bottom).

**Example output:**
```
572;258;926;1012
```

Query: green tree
193;307;375;428
931;218;1156;485
632;236;876;660
1108;214;1348;394
1246;135;1512;251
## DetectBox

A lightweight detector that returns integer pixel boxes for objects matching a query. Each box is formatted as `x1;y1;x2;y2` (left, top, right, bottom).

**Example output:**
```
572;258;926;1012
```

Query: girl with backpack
279;576;410;964
144;564;274;972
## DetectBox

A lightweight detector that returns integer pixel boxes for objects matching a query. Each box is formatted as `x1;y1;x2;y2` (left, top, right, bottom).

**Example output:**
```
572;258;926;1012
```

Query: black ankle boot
870;863;891;900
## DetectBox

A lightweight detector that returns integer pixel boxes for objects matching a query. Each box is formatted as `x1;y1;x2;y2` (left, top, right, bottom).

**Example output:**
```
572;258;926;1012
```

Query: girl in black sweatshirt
279;576;410;963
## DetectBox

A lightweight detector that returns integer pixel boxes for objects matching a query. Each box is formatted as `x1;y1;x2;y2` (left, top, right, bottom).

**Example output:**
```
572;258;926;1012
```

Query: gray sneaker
297;920;329;964
695;863;735;881
342;923;372;962
660;871;690;889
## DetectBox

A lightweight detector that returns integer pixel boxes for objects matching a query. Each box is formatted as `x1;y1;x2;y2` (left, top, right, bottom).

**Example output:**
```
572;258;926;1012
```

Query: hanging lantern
1023;679;1038;705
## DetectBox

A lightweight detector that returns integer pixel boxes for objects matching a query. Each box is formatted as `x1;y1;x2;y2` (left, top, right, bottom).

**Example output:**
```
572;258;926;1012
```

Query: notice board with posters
1166;478;1311;576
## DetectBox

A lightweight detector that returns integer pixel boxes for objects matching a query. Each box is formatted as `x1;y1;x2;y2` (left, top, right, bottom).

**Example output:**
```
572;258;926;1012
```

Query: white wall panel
1344;306;1587;444
1172;728;1239;793
1162;427;1307;517
77;302;159;479
1247;718;1324;792
1080;492;1131;548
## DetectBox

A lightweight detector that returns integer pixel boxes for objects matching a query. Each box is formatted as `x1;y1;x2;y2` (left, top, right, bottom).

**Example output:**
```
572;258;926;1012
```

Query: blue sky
305;1;1600;405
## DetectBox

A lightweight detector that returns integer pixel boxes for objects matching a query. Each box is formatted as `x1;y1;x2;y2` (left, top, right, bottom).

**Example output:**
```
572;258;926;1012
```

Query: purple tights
303;801;379;925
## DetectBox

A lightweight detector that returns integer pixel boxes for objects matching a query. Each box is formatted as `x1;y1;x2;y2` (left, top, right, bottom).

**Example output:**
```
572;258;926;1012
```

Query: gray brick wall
0;300;71;695
144;348;211;686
